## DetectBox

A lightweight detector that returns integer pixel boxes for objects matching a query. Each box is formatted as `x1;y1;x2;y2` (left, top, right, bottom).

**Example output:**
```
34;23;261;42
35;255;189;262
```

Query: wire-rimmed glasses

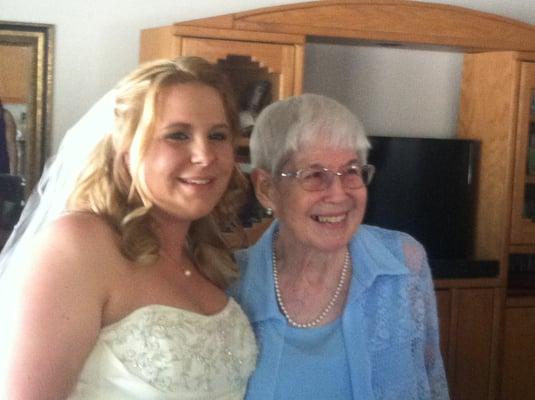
280;163;375;192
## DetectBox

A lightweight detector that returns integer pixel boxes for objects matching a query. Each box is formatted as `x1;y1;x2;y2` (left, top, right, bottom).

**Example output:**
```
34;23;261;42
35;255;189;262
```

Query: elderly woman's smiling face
269;141;367;252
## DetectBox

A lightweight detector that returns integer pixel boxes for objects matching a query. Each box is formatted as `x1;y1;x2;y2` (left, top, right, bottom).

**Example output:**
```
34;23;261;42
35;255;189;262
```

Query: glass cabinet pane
524;90;535;220
510;62;535;244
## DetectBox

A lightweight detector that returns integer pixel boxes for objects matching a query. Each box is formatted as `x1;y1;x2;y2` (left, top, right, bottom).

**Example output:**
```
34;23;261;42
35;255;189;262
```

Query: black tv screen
363;136;479;261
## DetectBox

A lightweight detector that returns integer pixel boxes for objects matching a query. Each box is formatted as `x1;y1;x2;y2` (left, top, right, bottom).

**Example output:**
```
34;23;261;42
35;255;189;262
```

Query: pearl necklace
272;232;350;328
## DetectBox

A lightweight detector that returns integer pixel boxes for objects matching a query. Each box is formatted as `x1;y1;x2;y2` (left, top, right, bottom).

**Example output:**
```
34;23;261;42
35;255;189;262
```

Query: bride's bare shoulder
50;211;116;236
35;212;122;261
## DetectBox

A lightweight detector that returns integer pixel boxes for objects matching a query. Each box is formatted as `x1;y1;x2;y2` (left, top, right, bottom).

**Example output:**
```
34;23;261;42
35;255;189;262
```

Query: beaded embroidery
100;299;257;395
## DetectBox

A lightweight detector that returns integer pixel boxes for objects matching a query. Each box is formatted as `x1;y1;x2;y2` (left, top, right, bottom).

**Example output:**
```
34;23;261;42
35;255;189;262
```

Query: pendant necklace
159;249;192;277
182;266;192;277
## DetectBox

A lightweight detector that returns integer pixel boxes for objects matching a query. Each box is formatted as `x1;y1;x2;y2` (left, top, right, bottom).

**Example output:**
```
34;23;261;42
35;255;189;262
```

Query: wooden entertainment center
139;1;535;398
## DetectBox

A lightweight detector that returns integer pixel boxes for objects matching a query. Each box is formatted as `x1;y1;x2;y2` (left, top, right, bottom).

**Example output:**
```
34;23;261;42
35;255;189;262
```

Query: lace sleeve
402;234;450;400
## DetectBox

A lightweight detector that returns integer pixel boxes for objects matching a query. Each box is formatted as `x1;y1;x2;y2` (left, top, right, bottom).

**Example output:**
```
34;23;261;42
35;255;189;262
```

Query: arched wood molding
177;0;535;52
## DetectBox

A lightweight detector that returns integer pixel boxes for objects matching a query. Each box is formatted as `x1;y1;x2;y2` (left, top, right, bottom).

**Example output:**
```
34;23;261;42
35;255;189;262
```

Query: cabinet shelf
508;272;535;291
526;174;535;184
506;289;535;302
508;253;535;294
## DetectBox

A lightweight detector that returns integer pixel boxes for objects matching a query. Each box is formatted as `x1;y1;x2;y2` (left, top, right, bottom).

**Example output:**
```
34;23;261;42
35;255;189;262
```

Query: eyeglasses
280;163;375;192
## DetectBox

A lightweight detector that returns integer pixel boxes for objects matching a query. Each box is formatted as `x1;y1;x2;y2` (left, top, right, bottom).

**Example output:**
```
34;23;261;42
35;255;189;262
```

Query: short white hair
250;93;370;174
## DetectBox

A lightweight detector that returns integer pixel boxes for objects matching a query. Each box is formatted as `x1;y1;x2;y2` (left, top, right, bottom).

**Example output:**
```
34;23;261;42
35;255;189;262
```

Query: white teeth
183;178;210;185
316;215;346;223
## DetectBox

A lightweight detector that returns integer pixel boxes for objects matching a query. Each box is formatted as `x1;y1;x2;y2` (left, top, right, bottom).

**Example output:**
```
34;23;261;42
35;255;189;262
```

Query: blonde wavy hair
67;56;247;288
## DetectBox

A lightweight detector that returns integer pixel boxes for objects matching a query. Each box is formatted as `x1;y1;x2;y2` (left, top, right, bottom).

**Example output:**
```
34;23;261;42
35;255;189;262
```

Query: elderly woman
231;93;449;399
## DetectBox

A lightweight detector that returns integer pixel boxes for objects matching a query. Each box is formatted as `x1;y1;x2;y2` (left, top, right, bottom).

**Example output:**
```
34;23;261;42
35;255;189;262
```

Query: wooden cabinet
501;297;535;400
459;52;535;399
140;25;305;108
436;289;451;367
436;288;503;400
140;2;535;398
180;38;300;101
458;53;535;288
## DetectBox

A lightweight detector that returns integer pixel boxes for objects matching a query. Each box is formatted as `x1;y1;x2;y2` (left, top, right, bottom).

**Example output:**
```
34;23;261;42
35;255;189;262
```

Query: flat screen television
363;135;479;261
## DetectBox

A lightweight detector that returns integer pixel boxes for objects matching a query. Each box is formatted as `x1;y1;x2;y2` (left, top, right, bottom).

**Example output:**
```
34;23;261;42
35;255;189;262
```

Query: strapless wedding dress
68;298;257;399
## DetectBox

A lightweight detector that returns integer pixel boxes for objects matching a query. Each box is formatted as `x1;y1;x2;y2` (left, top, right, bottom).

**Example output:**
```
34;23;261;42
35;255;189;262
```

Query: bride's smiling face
140;82;235;223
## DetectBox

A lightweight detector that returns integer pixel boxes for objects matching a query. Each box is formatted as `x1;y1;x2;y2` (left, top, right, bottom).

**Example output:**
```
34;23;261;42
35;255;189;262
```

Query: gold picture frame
0;21;54;193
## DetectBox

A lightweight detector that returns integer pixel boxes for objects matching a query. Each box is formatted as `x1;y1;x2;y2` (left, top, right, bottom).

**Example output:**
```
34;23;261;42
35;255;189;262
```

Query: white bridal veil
0;91;116;393
0;90;116;280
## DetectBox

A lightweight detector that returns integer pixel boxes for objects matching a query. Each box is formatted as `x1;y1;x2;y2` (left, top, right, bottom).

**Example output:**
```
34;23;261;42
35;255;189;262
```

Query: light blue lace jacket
231;222;450;400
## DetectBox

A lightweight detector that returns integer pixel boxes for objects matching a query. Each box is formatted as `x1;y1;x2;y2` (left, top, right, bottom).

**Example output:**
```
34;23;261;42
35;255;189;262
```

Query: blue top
274;318;352;399
230;222;449;400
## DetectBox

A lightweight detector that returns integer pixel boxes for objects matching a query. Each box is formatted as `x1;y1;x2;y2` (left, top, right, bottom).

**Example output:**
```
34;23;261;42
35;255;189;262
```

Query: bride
0;56;257;399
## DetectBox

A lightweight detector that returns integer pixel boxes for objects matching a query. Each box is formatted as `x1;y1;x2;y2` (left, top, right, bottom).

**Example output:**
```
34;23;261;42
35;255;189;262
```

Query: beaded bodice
68;298;257;400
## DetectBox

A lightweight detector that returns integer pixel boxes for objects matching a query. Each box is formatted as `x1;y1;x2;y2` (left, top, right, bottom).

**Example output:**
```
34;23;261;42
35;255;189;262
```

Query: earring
265;207;273;216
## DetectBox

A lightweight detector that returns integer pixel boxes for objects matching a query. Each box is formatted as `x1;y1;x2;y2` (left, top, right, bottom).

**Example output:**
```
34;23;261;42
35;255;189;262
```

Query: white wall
304;44;465;138
303;0;535;138
1;0;534;149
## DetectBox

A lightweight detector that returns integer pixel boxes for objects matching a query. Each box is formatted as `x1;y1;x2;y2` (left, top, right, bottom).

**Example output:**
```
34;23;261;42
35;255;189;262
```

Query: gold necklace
272;230;350;328
159;249;192;277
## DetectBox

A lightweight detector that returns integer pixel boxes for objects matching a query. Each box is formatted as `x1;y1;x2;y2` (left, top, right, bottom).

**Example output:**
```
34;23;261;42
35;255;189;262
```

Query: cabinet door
511;62;535;244
180;37;301;100
449;288;501;400
501;305;535;400
435;290;451;371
